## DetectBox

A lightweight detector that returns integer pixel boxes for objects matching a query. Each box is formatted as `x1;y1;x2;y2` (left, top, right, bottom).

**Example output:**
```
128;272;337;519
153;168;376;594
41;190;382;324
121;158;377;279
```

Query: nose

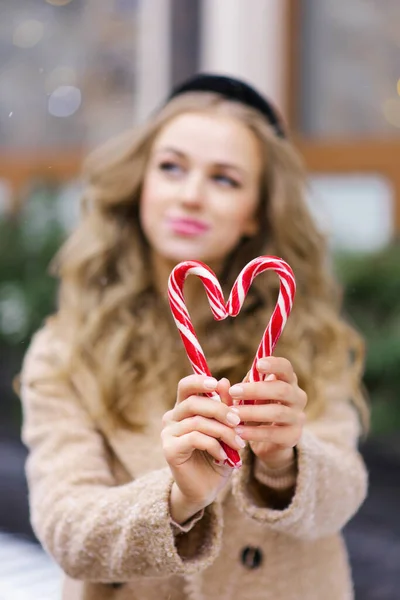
178;171;204;208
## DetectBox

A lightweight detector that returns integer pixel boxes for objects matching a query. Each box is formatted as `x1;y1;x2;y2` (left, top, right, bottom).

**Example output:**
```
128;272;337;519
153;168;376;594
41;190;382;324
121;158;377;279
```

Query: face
140;111;262;270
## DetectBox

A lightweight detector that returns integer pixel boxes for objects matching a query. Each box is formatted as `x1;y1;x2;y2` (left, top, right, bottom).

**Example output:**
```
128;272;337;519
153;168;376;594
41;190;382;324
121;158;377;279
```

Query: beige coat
20;327;368;600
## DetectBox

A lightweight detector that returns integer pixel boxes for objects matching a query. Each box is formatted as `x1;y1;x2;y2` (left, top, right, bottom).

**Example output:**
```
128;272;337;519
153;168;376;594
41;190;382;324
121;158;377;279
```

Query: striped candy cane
168;256;296;468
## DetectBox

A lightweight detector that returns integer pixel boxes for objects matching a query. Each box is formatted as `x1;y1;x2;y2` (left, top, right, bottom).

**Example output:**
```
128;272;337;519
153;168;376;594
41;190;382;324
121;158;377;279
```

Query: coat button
241;546;263;569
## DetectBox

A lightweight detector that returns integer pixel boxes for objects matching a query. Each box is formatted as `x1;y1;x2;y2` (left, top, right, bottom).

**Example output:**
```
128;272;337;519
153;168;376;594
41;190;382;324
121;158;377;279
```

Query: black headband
168;73;286;139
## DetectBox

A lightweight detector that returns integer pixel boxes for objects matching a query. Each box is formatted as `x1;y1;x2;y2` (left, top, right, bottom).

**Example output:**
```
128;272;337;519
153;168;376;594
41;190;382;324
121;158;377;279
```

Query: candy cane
168;256;296;468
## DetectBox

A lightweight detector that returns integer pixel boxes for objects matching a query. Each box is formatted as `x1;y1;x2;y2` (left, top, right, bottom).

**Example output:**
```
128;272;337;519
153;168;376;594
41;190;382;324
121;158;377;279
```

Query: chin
157;243;205;264
152;237;233;266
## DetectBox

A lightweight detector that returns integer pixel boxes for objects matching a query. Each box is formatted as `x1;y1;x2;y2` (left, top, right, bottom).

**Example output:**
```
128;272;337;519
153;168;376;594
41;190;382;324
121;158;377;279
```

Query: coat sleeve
231;397;368;540
20;328;223;582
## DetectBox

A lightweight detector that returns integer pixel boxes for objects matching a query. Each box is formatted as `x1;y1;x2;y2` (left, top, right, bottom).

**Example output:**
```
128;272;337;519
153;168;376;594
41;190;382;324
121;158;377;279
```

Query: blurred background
0;0;399;598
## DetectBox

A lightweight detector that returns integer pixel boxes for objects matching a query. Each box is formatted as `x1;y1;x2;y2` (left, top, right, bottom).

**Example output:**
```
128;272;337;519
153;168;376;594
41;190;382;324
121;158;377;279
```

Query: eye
213;174;240;188
158;161;183;175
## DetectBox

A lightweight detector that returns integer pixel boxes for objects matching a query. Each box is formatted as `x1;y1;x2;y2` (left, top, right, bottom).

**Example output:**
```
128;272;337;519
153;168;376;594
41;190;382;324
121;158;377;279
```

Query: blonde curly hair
46;92;368;432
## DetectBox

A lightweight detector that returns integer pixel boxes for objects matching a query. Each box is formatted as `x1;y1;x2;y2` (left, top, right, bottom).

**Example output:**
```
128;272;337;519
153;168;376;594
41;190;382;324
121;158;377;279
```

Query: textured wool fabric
20;327;368;600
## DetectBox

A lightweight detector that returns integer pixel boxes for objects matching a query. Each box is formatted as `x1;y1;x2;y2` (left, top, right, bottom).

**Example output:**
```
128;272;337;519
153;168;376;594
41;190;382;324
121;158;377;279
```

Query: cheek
139;172;165;221
216;193;258;235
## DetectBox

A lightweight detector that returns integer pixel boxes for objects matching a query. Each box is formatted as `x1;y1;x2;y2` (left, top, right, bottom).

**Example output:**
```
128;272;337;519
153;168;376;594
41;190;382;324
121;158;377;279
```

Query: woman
20;74;368;600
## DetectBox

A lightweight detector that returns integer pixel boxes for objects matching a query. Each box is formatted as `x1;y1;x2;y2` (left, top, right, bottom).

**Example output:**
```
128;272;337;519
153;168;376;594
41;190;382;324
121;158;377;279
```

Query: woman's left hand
228;357;307;469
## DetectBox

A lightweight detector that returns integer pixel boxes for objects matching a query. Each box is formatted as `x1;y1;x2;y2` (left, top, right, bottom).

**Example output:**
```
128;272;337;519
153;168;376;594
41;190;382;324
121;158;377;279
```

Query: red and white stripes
168;256;296;468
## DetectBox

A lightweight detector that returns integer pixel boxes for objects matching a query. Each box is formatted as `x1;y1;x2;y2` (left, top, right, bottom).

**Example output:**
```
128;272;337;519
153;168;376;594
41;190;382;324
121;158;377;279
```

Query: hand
228;357;307;470
162;375;245;522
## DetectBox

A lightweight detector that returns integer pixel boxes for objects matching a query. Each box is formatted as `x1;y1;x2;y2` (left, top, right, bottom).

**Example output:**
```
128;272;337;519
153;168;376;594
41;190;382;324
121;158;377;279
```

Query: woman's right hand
162;375;246;523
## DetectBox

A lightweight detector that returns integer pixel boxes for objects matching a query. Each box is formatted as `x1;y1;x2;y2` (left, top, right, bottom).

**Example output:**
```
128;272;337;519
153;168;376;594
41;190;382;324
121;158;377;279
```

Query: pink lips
167;217;210;236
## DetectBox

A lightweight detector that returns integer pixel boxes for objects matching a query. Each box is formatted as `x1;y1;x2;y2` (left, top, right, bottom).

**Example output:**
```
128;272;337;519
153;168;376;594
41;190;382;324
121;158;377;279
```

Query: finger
217;378;232;407
164;431;232;464
233;403;301;426
167;415;246;451
177;374;218;403
229;380;296;405
162;409;174;427
235;423;303;446
256;357;297;384
173;396;241;428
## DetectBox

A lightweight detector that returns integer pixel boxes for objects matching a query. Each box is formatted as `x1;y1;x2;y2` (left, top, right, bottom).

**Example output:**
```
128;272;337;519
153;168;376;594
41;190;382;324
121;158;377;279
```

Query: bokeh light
45;66;77;94
13;20;44;49
48;85;82;117
381;98;400;129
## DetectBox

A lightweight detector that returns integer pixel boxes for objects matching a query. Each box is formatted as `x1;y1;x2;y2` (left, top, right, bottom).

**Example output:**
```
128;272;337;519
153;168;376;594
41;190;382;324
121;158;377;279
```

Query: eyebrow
155;146;246;176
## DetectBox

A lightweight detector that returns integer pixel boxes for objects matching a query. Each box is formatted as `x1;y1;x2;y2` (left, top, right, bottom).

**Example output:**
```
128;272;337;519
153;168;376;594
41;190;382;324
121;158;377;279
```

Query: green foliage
0;185;67;346
335;243;400;434
0;182;76;430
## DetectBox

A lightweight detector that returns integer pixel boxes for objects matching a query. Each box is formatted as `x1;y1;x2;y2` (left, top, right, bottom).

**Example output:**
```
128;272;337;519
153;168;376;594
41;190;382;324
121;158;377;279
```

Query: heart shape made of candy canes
168;256;296;468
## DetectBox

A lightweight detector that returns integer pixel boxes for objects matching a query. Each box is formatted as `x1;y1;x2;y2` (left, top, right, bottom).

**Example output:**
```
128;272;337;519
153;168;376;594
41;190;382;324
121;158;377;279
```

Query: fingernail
266;374;275;381
227;411;241;426
257;358;270;370
235;435;246;448
220;448;228;460
204;377;218;390
235;426;244;435
229;385;243;397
